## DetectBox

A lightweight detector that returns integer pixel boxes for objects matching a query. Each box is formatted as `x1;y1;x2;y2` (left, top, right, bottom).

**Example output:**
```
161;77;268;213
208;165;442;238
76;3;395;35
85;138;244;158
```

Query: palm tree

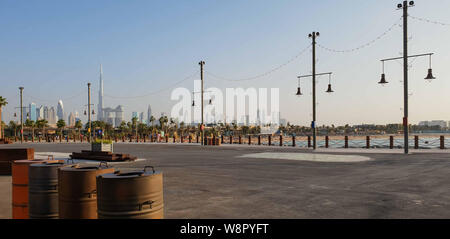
9;121;18;138
75;120;83;137
158;116;168;134
131;117;138;137
149;115;155;129
56;119;66;138
36;119;48;139
25;119;36;140
0;96;7;139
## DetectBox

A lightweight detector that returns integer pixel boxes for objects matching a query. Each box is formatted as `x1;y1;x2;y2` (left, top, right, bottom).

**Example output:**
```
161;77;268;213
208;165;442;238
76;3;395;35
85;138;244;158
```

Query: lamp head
378;73;388;84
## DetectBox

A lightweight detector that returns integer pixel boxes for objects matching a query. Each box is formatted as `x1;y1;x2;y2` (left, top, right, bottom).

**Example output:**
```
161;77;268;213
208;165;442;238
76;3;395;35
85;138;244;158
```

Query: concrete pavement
0;143;449;218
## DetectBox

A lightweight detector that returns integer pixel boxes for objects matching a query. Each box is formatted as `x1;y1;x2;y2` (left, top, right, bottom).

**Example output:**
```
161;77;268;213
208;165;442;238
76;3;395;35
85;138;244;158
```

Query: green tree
131;117;138;137
56;119;66;137
8;121;18;138
25;119;36;140
0;96;7;139
36;119;48;138
75;120;83;136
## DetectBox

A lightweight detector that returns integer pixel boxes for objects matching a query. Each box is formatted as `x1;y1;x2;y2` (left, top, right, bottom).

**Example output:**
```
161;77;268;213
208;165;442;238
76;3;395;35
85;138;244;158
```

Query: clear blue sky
2;0;450;125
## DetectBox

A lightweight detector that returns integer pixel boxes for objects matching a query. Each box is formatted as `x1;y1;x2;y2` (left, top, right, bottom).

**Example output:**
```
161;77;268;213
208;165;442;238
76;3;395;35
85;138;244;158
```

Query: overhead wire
317;17;402;53
205;44;312;82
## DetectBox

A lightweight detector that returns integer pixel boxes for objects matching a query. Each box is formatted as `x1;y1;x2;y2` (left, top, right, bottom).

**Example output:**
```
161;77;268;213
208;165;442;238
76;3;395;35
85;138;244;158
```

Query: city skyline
2;0;450;126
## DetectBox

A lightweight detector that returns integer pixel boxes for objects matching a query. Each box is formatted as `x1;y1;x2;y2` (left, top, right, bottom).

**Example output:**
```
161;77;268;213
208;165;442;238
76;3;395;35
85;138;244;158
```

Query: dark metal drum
96;166;164;219
58;163;115;219
28;162;66;219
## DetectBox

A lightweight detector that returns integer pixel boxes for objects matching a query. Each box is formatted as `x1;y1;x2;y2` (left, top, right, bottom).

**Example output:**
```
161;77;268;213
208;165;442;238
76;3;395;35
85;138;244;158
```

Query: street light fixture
379;1;437;154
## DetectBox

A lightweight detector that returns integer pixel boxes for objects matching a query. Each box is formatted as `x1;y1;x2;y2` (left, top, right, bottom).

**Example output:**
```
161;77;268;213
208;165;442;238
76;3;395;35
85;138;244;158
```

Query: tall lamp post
297;31;334;150
199;61;205;145
85;83;95;143
297;72;334;149
192;90;213;145
19;87;24;143
379;1;436;154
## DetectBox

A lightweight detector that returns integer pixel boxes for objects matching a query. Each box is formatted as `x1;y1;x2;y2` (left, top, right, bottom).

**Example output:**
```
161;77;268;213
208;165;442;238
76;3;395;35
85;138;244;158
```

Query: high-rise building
147;105;152;125
57;100;64;122
132;112;139;121
68;112;75;127
29;103;37;121
43;106;49;120
37;105;44;120
96;65;123;127
48;107;57;125
139;112;145;124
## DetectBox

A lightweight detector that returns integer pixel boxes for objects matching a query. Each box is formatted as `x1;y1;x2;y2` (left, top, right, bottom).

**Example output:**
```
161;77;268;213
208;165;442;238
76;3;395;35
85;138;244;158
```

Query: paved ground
1;143;449;218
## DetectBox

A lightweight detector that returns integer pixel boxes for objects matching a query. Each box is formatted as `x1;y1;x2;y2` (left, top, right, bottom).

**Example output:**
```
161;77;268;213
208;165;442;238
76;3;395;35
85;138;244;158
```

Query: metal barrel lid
14;159;65;165
29;161;65;168
98;166;161;179
13;159;46;165
59;161;112;172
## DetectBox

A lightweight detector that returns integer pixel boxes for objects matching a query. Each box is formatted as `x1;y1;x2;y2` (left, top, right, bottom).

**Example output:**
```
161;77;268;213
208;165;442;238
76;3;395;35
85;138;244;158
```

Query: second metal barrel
97;166;164;219
58;163;115;219
28;162;66;219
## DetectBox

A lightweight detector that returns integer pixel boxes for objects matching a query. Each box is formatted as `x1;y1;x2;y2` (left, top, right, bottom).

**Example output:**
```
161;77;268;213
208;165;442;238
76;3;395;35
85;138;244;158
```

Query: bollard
366;136;370;149
307;136;311;148
165;135;169;143
38;137;41;143
173;136;176;143
292;136;296;147
32;136;34;143
59;136;62;143
258;135;261;145
66;136;69;143
268;135;272;146
221;135;224;144
143;135;146;143
189;135;192;143
204;136;208;145
230;135;233;144
325;136;329;148
344;136;348;148
414;136;419;149
280;135;283;147
390;136;394;149
239;135;242;144
440;136;445;149
248;135;251;145
181;136;184;143
80;136;83;143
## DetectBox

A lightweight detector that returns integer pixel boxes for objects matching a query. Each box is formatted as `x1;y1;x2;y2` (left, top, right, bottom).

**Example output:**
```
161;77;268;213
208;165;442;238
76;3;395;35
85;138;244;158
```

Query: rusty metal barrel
58;163;115;219
12;159;46;219
96;166;164;219
28;162;66;219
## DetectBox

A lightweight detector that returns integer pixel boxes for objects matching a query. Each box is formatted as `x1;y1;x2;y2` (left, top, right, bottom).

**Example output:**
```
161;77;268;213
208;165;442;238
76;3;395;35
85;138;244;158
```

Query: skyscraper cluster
96;64;124;127
22;100;78;127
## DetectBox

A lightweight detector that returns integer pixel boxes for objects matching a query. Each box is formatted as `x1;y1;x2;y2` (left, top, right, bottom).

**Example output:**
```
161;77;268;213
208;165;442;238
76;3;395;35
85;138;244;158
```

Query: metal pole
403;1;409;154
19;87;24;143
199;61;205;146
312;32;317;150
88;83;92;143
